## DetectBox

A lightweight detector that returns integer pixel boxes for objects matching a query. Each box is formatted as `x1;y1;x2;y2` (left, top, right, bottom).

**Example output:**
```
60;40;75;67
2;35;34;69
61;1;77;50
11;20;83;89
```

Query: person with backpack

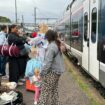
0;25;8;76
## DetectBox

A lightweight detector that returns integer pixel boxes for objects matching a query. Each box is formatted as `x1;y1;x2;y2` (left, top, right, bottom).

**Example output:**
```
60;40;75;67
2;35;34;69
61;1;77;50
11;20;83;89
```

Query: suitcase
26;79;35;92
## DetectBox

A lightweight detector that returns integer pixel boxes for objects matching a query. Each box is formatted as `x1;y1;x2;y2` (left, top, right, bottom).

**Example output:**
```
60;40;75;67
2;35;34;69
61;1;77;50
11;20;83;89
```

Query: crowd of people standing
0;25;29;85
0;24;66;105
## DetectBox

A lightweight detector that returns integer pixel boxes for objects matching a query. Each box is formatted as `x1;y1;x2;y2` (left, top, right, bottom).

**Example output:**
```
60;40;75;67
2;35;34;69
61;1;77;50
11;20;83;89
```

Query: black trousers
9;56;28;83
0;55;7;76
18;56;27;78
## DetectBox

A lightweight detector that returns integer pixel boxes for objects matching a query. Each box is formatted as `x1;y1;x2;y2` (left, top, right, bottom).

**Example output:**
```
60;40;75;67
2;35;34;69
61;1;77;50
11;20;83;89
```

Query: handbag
0;36;20;57
0;43;20;57
20;43;31;56
9;43;20;57
20;47;29;56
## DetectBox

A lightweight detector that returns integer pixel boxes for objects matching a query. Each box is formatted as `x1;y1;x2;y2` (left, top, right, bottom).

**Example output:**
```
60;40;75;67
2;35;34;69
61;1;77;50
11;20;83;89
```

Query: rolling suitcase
26;79;35;92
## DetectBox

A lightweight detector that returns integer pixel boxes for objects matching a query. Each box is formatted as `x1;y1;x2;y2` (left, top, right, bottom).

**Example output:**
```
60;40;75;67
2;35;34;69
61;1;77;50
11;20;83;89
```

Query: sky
0;0;71;23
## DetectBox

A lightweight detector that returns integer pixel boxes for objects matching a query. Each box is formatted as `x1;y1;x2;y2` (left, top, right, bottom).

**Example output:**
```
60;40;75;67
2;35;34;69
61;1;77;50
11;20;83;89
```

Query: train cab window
91;8;97;43
84;12;88;41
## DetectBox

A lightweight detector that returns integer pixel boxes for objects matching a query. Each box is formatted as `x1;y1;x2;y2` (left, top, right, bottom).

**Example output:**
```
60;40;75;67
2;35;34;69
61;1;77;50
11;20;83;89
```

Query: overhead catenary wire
31;0;59;24
31;0;71;24
31;0;58;18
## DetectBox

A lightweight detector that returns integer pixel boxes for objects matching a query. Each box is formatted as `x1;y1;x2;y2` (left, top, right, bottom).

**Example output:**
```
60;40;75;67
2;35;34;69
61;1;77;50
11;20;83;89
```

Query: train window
84;12;88;41
91;8;97;43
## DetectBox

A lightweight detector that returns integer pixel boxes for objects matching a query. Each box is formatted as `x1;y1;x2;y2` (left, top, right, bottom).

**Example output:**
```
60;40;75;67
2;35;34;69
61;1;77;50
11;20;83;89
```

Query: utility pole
22;15;24;32
15;0;18;23
47;18;49;24
34;7;36;31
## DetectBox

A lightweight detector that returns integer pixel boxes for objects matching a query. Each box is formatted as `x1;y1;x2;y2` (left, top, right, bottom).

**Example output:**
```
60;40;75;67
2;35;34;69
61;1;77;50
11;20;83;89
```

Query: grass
64;56;104;105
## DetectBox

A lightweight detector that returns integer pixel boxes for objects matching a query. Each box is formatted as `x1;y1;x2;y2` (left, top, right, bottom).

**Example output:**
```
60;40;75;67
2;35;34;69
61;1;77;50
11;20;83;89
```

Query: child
33;68;41;105
25;48;42;105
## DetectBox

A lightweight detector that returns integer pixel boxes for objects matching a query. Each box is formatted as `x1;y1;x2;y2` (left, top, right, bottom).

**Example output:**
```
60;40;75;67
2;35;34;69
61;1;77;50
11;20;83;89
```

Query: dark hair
45;30;61;52
45;30;56;42
9;24;17;33
1;25;7;31
59;33;63;38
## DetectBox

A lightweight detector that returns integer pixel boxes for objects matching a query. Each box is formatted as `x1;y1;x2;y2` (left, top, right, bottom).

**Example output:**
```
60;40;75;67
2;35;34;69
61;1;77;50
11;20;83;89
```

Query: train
55;0;105;88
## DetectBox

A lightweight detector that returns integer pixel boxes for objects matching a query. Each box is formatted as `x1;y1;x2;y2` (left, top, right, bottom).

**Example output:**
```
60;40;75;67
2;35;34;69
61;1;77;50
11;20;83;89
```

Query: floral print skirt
37;71;61;105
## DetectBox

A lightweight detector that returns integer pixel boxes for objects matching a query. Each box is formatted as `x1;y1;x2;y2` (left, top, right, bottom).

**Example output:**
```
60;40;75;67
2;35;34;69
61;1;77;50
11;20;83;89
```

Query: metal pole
70;5;71;51
22;15;24;23
34;7;36;31
69;0;75;51
47;18;49;24
15;0;18;23
22;15;24;31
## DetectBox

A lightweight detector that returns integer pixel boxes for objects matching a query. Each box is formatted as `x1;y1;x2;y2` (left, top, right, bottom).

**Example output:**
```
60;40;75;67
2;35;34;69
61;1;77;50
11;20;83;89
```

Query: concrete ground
2;61;91;105
17;71;91;105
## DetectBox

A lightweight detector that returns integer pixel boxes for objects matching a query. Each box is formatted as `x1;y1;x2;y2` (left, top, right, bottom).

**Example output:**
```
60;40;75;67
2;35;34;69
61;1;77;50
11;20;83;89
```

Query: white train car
55;0;105;88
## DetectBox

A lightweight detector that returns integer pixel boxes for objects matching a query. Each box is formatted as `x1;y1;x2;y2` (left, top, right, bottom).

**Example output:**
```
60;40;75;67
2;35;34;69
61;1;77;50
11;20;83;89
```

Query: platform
17;71;90;105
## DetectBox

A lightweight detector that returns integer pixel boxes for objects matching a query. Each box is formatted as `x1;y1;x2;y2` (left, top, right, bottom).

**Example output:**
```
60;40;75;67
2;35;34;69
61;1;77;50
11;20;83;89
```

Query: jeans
0;55;7;76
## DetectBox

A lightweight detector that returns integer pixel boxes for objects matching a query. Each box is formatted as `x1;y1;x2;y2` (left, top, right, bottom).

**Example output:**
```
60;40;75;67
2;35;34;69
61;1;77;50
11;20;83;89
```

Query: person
28;33;48;63
33;68;41;105
0;25;8;76
25;48;42;105
37;30;65;105
8;25;28;85
18;28;30;81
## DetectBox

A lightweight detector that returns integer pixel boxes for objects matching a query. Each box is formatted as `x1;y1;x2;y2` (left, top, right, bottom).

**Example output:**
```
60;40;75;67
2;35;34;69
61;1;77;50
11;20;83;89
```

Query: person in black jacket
8;25;28;84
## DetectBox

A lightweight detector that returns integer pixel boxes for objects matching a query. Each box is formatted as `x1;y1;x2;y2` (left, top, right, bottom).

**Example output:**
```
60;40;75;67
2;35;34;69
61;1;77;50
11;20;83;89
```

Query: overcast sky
0;0;71;23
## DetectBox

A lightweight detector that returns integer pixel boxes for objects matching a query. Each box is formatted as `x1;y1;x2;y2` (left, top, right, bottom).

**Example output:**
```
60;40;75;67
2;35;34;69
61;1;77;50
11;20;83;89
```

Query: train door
89;0;99;80
82;0;90;72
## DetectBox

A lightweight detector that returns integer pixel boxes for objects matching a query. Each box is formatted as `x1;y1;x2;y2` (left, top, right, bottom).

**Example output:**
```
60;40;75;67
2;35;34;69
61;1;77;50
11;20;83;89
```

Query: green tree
0;16;11;23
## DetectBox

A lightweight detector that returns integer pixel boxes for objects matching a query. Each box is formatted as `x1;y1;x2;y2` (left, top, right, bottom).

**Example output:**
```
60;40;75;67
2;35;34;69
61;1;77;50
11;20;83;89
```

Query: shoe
19;78;25;82
34;101;37;105
2;76;9;79
17;82;24;86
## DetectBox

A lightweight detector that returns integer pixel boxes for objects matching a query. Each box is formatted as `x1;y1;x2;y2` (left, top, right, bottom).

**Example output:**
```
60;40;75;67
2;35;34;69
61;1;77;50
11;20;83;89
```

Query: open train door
82;0;90;72
89;0;99;80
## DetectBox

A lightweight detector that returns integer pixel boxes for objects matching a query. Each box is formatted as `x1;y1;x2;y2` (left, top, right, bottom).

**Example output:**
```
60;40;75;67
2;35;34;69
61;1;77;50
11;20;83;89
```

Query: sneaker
19;78;25;82
34;101;37;105
17;82;24;86
2;76;9;80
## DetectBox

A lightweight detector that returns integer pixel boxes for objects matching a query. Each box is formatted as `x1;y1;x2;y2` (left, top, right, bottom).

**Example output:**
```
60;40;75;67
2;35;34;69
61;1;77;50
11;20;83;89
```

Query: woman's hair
45;30;61;52
1;25;7;31
9;24;17;33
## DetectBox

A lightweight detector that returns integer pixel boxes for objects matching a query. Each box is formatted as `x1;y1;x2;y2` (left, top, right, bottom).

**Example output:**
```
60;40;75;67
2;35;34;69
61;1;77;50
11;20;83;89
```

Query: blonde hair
29;47;38;58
